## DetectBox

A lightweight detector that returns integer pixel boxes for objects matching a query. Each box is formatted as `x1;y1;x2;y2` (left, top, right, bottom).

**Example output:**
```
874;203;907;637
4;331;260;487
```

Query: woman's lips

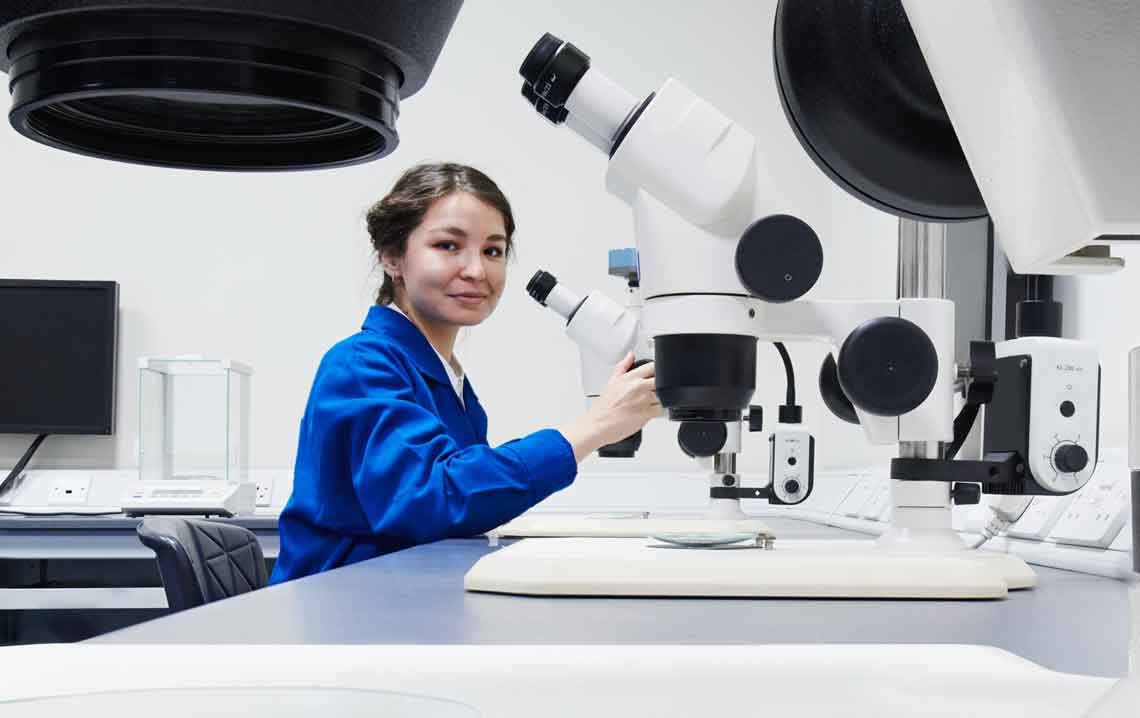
450;293;487;306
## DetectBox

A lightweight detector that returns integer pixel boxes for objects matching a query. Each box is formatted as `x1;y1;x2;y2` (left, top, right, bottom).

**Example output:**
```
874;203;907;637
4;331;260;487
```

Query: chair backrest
137;516;268;612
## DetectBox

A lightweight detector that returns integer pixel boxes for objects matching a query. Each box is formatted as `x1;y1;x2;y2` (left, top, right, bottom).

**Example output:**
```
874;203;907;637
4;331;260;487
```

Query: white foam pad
465;537;1037;599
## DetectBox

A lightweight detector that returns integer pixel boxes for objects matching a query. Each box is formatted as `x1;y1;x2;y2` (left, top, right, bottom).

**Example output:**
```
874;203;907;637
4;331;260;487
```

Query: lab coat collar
362;304;452;386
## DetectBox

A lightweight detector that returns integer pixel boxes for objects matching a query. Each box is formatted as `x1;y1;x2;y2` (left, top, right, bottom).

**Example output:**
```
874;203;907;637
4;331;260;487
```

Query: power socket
1048;471;1130;548
48;475;92;506
837;474;874;518
1006;494;1074;540
860;482;891;521
255;477;274;507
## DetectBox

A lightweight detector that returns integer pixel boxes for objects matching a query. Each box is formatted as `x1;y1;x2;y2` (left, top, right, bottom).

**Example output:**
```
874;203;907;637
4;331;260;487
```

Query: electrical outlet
837;475;874;518
255;477;274;507
859;482;890;521
1109;521;1132;552
1007;495;1075;540
1048;471;1131;548
48;475;92;506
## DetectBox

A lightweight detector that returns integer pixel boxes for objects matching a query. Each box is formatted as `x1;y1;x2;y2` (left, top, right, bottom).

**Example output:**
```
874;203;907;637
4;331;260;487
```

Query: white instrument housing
903;0;1140;274
991;337;1100;494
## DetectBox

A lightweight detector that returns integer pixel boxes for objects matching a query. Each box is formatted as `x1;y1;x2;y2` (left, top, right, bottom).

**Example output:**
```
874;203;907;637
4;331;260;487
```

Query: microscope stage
464;537;1036;600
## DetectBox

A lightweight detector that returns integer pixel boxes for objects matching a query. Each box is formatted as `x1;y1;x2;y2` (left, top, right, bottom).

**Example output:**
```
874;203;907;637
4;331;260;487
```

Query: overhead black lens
0;1;463;171
773;0;985;221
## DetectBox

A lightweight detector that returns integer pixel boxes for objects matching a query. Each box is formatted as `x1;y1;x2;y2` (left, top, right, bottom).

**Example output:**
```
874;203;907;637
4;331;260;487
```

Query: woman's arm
306;343;576;545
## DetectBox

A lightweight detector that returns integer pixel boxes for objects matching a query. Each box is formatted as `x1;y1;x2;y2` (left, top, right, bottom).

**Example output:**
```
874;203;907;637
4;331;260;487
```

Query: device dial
1052;443;1089;474
1037;440;1091;494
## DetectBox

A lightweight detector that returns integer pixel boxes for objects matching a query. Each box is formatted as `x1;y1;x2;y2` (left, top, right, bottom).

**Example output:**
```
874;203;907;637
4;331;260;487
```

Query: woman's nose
460;251;486;280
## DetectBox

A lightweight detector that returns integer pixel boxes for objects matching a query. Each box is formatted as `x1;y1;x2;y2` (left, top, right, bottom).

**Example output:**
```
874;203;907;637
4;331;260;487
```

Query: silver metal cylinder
713;452;737;476
897;441;944;460
1130;347;1140;470
898;219;948;300
898;219;949;460
1130;347;1140;574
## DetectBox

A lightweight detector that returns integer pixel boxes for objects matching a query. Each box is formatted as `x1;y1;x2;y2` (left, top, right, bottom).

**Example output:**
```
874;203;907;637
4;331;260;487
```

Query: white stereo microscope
467;0;1139;600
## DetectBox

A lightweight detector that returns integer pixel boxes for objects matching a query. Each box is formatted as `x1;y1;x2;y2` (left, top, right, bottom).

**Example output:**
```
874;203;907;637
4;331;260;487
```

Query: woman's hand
560;352;663;463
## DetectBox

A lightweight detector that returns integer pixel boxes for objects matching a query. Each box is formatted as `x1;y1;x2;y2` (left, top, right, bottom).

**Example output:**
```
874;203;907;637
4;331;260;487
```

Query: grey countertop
93;518;1133;678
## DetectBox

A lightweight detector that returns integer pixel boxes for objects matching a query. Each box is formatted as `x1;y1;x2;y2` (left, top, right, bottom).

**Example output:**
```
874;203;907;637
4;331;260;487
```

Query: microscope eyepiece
521;83;568;124
519;33;591;109
526;270;558;305
519;33;563;85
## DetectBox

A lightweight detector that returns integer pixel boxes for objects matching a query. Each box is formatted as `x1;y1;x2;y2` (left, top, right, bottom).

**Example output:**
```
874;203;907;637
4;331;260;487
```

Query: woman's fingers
610;352;636;380
630;360;655;378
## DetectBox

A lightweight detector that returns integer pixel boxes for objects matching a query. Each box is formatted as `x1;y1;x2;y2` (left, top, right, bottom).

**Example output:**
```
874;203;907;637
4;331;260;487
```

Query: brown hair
367;163;516;305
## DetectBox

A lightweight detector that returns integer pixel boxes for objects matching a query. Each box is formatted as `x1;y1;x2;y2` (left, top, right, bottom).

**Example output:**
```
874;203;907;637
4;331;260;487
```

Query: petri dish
0;686;480;718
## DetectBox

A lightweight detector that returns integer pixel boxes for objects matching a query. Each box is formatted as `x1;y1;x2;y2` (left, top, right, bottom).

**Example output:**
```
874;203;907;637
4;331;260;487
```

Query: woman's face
384;191;509;328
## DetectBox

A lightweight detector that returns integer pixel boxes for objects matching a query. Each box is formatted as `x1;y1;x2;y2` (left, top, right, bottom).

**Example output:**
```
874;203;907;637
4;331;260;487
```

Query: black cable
0;434;49;499
773;342;795;406
944;403;981;461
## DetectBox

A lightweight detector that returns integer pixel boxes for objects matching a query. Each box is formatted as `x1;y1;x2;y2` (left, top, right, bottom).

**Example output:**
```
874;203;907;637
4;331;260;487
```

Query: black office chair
137;516;268;612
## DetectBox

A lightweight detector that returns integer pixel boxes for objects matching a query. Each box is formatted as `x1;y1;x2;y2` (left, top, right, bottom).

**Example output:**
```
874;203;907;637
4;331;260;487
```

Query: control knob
1052;443;1089;474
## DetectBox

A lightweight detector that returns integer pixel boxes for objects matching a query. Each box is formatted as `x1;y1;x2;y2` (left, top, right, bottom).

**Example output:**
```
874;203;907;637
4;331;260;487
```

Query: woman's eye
485;247;503;258
435;241;458;251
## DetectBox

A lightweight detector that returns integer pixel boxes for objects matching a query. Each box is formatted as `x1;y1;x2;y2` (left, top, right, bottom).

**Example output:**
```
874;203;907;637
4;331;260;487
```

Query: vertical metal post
877;218;958;545
712;452;737;477
1129;347;1140;574
897;219;947;461
898;219;947;299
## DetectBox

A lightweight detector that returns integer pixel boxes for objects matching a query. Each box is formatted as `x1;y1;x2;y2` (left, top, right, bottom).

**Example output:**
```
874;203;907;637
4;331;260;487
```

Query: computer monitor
0;279;119;435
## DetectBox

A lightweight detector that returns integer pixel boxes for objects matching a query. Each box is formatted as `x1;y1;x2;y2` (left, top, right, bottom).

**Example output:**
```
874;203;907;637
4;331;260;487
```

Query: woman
270;163;661;583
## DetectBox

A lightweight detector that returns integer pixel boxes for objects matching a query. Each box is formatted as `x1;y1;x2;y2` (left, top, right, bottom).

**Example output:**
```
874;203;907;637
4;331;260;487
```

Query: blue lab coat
269;305;577;583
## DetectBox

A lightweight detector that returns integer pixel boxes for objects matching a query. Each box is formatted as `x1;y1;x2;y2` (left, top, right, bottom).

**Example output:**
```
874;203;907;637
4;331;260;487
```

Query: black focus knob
735;214;823;302
819;354;859;424
784;480;801;495
1053;444;1089;473
598;430;642;458
677;422;728;458
836;317;938;417
951;483;981;506
748;405;764;432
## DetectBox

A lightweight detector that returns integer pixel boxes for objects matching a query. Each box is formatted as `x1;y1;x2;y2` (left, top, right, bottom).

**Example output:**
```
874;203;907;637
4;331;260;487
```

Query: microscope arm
526;271;644;399
640;294;956;445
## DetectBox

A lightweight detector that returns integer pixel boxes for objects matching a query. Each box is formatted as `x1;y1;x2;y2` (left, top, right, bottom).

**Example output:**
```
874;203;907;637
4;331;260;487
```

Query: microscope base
464;537;1035;599
490;515;774;540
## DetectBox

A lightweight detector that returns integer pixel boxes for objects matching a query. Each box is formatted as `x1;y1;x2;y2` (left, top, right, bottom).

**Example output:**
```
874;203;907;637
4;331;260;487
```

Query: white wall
0;0;899;476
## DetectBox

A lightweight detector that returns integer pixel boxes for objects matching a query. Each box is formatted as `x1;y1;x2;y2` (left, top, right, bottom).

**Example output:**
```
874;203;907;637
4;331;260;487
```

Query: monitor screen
0;280;118;435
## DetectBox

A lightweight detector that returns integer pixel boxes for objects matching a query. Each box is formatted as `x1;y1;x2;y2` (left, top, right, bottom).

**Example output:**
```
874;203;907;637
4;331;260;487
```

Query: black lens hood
0;1;463;170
